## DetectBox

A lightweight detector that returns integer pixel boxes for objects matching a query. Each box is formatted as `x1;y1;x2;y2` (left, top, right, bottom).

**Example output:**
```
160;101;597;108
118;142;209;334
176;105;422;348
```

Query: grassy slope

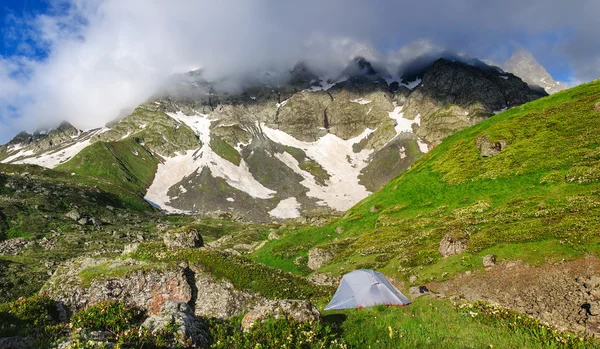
253;80;600;283
56;138;159;211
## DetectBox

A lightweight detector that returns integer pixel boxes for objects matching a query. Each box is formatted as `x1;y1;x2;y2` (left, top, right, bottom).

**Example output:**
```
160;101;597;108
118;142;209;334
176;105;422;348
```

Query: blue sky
0;0;598;144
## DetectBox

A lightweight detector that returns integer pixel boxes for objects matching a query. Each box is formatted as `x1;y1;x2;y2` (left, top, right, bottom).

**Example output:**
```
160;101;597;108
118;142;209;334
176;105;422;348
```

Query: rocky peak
503;48;564;94
402;58;546;145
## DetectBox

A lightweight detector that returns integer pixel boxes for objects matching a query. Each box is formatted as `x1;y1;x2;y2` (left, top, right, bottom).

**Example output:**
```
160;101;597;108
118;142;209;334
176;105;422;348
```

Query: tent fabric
324;269;411;310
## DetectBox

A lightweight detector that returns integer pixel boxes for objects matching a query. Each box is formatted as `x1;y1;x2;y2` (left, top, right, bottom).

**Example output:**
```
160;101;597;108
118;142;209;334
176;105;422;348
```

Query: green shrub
70;301;144;333
208;316;347;349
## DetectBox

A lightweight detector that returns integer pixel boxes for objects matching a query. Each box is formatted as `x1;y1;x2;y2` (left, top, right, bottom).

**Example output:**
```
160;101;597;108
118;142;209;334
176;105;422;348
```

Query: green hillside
254;79;600;283
57;138;159;210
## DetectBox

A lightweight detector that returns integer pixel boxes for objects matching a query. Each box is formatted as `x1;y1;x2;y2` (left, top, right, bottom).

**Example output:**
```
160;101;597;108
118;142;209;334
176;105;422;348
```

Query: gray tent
324;269;411;310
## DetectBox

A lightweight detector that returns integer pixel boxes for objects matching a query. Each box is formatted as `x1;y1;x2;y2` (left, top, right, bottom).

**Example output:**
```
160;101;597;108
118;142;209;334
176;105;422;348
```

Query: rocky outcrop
241;300;320;331
594;101;600;113
0;337;35;349
41;257;265;319
409;285;430;299
476;136;507;157
192;267;265;319
164;228;203;250
40;257;192;314
142;301;208;348
403;59;546;145
307;248;334;270
439;233;468;257
432;256;600;335
0;238;30;256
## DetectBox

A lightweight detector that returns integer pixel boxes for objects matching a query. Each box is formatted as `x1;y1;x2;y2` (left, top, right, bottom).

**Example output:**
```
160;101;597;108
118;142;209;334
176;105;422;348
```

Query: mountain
0;58;545;221
503;48;565;94
254;79;600;334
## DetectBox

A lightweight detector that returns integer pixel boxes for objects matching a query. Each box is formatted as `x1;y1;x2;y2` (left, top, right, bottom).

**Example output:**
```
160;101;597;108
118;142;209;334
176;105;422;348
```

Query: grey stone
307;248;334;270
482;254;497;267
65;209;81;221
476;136;507;157
0;337;35;349
0;238;29;256
142;301;208;348
163;228;203;250
122;243;139;255
439;233;468;257
409;286;430;299
241;300;320;331
595;101;600;113
335;226;344;234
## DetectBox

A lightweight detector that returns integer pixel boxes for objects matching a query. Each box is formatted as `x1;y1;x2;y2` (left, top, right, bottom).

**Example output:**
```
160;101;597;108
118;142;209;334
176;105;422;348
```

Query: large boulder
439;233;468;257
40;257;192;314
163;228;203;250
476;136;507;157
141;301;208;348
307;248;334;270
193;267;265;319
241;300;320;331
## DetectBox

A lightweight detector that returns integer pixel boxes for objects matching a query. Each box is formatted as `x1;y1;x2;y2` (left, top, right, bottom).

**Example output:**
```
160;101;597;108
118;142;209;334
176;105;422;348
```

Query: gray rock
482;254;497;267
65;209;81;221
268;231;281;240
142;301;208;348
476;136;507;157
409;286;430;299
307;273;339;287
335;226;344;234
241;300;320;331
77;217;88;226
595;101;600;113
409;275;418;283
0;337;35;349
122;243;139;255
0;238;29;256
233;244;253;251
193;268;265;319
163;228;203;250
307;248;334;270
439;233;468;257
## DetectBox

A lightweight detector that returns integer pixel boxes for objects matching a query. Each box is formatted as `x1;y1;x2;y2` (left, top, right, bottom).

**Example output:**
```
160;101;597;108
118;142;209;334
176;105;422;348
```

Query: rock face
307;248;334;270
403;58;546;146
432;256;600;335
0;238;30;256
41;257;264;319
476;136;508;157
0;337;35;349
41;257;192;314
503;48;564;94
192;267;265;319
163;228;203;250
439;233;468;257
142;301;208;348
241;300;320;331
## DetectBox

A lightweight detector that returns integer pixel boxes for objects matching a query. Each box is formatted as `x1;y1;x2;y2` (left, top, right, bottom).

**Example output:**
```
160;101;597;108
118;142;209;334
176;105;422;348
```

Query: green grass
57;138;159;209
129;243;334;301
323;297;596;348
252;80;600;282
210;136;242;165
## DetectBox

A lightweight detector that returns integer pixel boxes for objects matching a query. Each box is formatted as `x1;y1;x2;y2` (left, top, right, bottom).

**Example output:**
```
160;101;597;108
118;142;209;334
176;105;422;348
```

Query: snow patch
11;140;92;168
388;104;420;134
263;125;374;211
145;112;276;213
269;197;301;219
350;98;371;105
226;197;235;202
417;139;429;153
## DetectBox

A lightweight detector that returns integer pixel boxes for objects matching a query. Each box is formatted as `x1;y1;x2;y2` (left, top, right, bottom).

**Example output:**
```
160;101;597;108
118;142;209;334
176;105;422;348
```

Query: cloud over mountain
0;0;599;142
